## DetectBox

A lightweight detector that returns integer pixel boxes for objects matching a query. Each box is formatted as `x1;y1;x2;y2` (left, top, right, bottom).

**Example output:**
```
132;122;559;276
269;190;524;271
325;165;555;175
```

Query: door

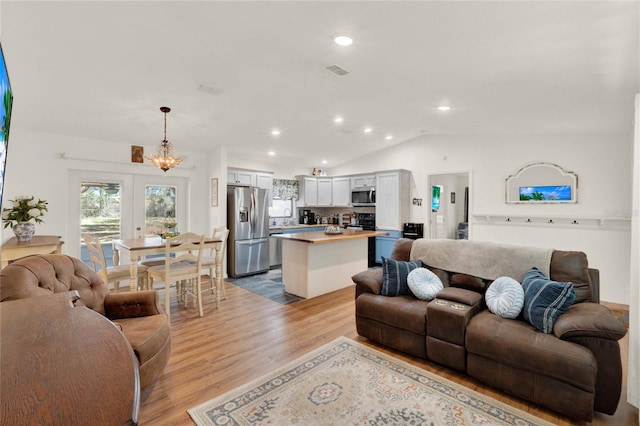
251;188;269;239
427;172;471;239
228;186;252;241
233;238;269;277
79;181;122;266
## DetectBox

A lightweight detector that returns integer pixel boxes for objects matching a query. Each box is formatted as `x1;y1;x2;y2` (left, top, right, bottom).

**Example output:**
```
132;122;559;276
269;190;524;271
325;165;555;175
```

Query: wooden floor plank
138;278;637;426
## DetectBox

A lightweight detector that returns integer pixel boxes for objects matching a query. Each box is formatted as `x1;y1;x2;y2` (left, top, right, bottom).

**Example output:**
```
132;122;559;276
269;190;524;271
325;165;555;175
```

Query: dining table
112;235;224;308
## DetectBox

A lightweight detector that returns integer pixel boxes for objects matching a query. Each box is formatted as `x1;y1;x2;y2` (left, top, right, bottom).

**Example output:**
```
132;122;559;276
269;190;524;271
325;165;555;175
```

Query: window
145;185;177;235
269;199;293;217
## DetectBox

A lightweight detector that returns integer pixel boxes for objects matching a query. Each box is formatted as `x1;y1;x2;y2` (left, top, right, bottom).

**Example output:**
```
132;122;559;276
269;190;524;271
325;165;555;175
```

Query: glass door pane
80;182;121;266
145;185;177;236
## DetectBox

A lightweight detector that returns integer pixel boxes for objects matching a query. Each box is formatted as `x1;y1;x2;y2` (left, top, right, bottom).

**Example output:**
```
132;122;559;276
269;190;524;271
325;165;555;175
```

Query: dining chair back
200;227;229;297
83;233;148;291
147;232;205;319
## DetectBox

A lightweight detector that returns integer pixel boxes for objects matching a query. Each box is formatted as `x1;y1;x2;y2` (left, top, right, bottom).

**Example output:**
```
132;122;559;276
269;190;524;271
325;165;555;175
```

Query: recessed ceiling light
437;106;451;111
385;135;393;140
271;129;281;136
334;116;344;124
364;127;372;134
268;151;276;156
333;34;353;46
321;160;328;164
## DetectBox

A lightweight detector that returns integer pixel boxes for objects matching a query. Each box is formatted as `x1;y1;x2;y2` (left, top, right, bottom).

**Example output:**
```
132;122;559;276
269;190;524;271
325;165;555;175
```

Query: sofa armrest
553;302;627;341
352;269;383;296
104;290;165;320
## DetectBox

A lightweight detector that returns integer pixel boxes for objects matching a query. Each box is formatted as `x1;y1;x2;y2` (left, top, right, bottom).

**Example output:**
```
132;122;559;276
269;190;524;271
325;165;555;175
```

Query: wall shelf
472;214;631;230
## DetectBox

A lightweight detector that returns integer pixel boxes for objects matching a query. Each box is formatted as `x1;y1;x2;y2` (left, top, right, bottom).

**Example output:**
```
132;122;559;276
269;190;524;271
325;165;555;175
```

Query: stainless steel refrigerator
227;186;270;278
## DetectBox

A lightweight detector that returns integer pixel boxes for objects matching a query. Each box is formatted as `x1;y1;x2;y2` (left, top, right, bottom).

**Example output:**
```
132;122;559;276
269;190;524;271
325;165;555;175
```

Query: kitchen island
273;229;387;298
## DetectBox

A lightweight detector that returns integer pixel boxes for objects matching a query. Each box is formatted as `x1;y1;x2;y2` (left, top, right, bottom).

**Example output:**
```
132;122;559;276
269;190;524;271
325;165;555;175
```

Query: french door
68;170;188;262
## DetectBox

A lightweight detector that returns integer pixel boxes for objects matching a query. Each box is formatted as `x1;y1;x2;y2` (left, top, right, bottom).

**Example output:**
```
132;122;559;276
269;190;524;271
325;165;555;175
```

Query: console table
0;291;140;425
1;235;64;269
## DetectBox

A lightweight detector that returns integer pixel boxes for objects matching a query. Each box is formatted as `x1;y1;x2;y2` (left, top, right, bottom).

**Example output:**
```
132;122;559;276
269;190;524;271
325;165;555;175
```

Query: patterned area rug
226;268;303;305
188;337;553;426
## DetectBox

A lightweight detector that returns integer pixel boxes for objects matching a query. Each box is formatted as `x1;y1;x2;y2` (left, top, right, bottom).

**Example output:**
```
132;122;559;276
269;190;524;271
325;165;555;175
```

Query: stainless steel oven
357;213;377;267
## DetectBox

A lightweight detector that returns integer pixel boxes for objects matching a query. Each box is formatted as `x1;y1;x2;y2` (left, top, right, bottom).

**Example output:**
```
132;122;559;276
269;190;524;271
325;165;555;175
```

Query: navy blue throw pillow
381;257;423;296
522;267;576;333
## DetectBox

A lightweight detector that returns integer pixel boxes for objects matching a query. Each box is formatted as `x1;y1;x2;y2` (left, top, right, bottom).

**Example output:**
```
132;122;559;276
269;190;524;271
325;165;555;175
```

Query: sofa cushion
485;276;524;319
356;293;429;334
550;250;592;303
381;257;422;296
115;314;171;365
407;268;443;300
466;310;597;395
449;273;487;293
427;267;450;287
390;238;415;262
522;267;576;333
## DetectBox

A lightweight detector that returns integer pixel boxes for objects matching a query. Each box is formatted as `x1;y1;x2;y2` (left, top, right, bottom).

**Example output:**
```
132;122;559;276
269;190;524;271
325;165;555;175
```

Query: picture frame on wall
211;178;218;207
131;145;144;163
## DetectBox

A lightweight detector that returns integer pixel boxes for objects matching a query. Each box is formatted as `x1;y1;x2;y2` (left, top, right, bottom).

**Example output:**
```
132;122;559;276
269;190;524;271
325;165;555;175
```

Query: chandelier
146;106;184;173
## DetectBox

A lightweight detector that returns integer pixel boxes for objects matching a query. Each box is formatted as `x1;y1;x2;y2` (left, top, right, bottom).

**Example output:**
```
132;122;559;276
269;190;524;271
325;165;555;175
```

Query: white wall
329;133;634;304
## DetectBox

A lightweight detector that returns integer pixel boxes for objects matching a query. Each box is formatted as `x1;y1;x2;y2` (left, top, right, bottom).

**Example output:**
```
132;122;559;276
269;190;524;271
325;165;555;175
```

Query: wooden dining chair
83;233;148;291
184;226;229;302
146;232;205;319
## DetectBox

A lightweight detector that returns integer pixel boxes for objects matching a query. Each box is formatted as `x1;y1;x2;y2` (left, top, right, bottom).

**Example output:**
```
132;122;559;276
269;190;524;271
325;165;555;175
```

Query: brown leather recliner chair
0;254;171;389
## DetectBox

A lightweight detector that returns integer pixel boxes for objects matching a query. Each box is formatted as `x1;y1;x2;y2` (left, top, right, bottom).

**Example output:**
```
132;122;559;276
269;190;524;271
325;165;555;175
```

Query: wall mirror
505;162;577;204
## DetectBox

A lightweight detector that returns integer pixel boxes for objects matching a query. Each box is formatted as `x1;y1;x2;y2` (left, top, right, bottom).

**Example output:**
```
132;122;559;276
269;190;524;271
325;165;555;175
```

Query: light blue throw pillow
381;257;423;296
485;276;524;319
522;267;576;333
407;267;443;300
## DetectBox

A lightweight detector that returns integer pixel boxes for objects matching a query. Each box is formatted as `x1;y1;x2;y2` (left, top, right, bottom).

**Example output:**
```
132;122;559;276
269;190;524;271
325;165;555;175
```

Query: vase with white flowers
2;196;49;241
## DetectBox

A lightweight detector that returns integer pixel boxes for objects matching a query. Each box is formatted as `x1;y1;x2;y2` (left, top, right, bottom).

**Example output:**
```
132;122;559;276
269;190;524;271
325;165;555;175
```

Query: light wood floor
138;278;638;426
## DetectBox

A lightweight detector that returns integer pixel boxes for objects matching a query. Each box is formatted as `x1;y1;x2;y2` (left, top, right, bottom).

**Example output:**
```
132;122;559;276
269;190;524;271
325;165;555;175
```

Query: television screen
0;43;13;209
519;185;571;201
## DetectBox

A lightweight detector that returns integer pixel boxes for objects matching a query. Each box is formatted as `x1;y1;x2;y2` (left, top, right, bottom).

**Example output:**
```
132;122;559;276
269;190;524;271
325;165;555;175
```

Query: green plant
2;196;48;228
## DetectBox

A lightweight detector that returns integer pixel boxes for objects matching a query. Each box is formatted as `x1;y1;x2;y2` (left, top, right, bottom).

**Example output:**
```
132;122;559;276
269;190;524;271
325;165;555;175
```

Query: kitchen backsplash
271;206;375;227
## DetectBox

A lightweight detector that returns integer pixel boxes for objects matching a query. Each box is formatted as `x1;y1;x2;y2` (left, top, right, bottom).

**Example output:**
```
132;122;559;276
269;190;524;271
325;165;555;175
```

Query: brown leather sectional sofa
353;238;627;421
0;254;171;390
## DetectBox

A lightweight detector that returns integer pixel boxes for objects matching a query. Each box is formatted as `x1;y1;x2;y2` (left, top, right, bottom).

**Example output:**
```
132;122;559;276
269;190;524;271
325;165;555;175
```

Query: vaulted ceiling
2;1;638;169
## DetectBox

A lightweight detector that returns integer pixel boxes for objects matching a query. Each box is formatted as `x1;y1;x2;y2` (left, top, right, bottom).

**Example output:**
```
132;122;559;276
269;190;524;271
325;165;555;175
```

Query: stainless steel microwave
351;188;376;206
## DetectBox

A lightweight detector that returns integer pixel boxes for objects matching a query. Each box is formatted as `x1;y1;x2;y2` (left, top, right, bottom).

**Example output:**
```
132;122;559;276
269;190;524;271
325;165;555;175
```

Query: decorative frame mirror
505;162;577;204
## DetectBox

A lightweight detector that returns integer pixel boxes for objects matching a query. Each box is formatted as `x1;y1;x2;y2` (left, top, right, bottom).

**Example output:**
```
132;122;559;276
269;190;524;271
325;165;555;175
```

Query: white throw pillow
407;268;443;300
485;276;525;319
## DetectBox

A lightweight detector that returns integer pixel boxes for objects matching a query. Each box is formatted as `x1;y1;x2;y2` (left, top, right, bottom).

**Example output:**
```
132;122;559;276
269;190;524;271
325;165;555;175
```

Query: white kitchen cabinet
317;178;333;206
376;170;410;231
332;177;351;206
351;175;376;188
301;177;318;206
227;169;254;186
255;172;274;205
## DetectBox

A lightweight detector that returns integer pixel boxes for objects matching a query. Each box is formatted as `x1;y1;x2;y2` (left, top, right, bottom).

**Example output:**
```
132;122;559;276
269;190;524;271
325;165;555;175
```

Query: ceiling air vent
325;64;350;76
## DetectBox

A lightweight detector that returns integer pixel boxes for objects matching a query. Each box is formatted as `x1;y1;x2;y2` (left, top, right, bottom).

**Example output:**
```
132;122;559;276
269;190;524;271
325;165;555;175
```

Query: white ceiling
2;1;639;169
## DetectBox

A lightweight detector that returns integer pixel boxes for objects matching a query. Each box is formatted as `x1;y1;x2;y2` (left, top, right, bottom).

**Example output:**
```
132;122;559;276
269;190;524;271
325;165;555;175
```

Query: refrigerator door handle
237;237;269;245
249;190;255;236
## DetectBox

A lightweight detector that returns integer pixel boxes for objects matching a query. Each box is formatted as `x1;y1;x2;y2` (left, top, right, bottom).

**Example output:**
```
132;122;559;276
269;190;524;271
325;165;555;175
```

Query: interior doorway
427;171;471;239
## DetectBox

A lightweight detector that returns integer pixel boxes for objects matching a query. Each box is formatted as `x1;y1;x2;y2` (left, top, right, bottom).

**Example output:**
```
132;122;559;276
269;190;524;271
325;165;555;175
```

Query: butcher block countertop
272;229;387;244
